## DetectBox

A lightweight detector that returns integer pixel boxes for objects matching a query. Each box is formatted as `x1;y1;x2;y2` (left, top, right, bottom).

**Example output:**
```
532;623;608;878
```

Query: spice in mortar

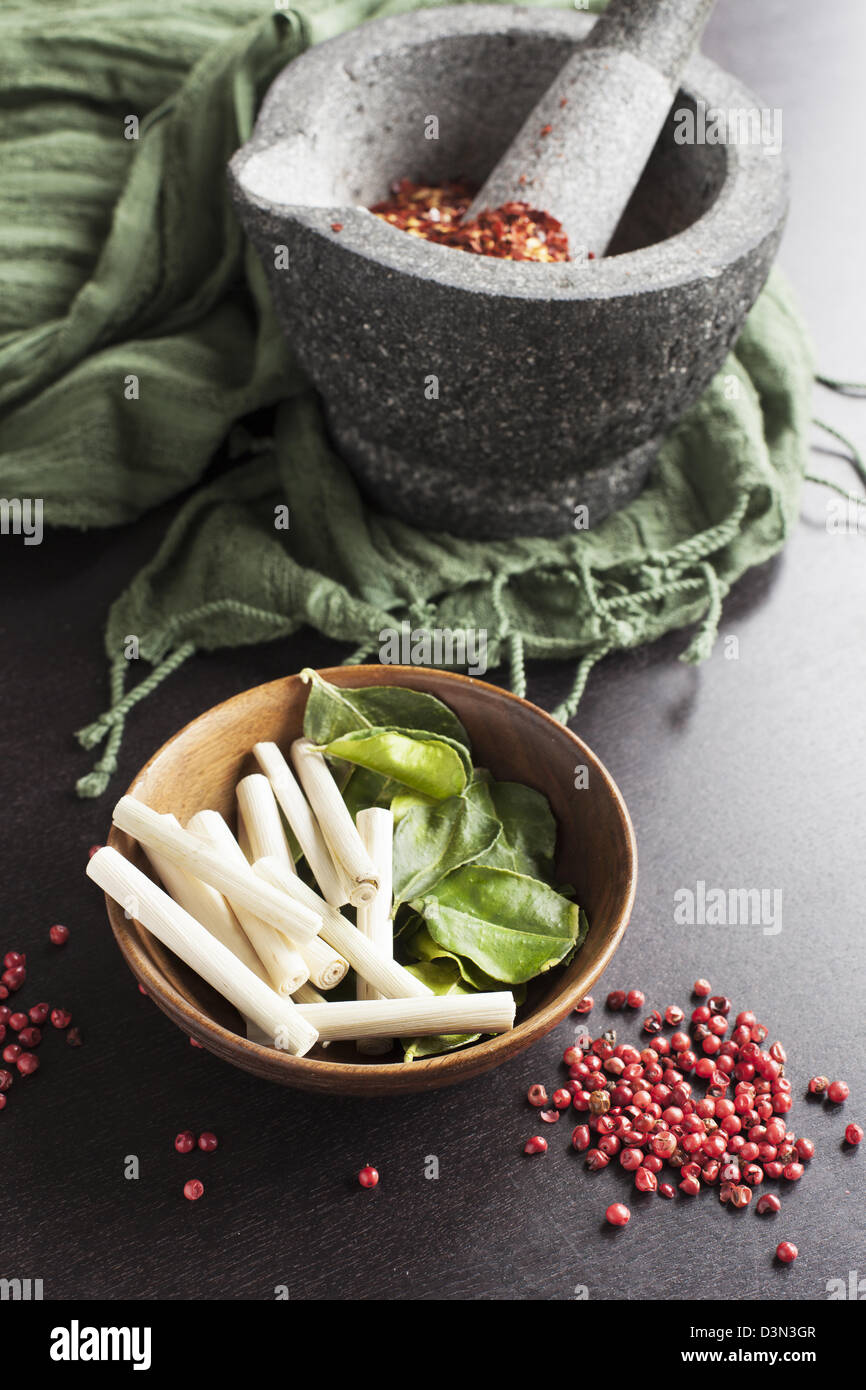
370;180;570;262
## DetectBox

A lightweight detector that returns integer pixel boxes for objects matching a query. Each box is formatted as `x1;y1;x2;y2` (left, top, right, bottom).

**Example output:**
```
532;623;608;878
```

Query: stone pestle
464;0;717;258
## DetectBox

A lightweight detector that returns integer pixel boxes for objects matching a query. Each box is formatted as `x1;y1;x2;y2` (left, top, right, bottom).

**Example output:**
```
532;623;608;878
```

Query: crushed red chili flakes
370;179;570;263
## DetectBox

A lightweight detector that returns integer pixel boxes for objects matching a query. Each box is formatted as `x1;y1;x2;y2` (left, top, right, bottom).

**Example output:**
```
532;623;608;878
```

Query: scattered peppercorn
575;996;594;1014
198;1132;218;1152
49;924;70;946
827;1081;849;1104
605;1202;630;1227
756;1193;781;1214
523;1136;547;1156
175;1131;196;1154
775;1240;798;1264
358;1165;380;1186
844;1123;863;1146
183;1179;204;1202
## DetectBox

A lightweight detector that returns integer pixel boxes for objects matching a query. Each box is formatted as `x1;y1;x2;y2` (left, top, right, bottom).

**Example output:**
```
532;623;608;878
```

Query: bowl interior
259;29;725;253
107;668;635;1091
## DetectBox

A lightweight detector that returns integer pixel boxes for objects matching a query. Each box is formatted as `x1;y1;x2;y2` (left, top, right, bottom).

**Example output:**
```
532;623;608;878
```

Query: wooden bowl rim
104;666;636;1087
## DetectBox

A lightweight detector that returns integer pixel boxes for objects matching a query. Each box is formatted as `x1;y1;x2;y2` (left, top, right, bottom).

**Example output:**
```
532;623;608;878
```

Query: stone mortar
229;5;789;539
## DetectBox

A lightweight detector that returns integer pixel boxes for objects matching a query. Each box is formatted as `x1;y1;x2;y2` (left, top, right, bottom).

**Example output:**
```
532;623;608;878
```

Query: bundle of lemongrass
86;736;516;1060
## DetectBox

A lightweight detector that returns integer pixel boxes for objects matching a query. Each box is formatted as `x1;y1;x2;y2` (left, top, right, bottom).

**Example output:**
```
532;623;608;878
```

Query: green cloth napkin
0;2;816;797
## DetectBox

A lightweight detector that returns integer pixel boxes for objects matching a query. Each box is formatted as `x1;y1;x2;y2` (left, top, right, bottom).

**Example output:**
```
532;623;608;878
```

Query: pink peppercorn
775;1241;798;1264
606;990;626;1010
693;980;711;997
575;997;594;1014
659;1182;676;1198
794;1137;815;1161
358;1165;379;1187
756;1193;781;1214
174;1131;195;1153
845;1123;863;1146
524;1136;547;1155
619;1147;644;1172
17;1027;40;1048
184;1179;205;1201
16;1052;38;1076
571;1124;591;1151
635;1166;658;1193
49;924;70;946
605;1203;630;1227
197;1132;218;1152
527;1083;548;1107
827;1081;849;1104
50;1008;72;1030
679;1175;700;1196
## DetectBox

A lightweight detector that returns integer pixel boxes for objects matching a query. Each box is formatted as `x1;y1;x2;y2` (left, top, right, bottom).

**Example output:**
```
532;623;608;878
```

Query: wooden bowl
104;667;636;1095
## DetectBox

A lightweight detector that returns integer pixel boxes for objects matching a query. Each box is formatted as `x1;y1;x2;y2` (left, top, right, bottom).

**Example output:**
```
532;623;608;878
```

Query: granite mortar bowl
229;5;788;539
103;667;636;1096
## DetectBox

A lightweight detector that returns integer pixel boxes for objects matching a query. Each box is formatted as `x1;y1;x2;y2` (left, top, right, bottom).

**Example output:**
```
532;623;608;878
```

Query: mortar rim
229;4;789;303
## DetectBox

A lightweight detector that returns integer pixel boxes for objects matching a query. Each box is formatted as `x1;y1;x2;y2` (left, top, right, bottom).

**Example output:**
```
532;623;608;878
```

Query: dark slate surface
1;0;864;1300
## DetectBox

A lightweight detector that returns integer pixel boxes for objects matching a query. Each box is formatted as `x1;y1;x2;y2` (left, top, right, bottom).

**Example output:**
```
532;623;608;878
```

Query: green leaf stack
300;670;587;1060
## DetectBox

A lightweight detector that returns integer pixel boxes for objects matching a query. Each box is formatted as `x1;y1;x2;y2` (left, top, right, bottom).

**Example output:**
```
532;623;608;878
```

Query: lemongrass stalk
236;774;348;990
112;796;321;944
255;857;432;1001
237;773;294;867
253;741;347;906
290;738;379;908
187;811;310;997
295;993;516;1043
144;823;269;986
237;814;253;863
87;847;318;1056
355;807;394;1055
246;980;331;1048
298;936;349;990
293;982;327;1005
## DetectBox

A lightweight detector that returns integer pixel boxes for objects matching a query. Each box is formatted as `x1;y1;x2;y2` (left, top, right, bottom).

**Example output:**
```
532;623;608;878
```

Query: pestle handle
588;0;717;85
464;0;718;258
